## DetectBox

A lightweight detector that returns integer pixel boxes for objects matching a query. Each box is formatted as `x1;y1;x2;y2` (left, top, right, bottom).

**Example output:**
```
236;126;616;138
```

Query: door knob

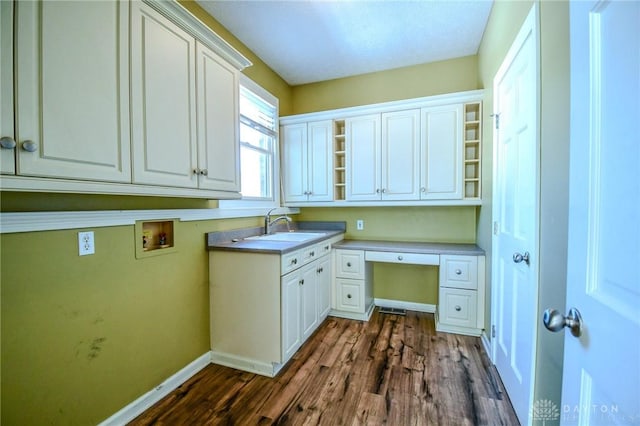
513;251;530;265
543;307;583;337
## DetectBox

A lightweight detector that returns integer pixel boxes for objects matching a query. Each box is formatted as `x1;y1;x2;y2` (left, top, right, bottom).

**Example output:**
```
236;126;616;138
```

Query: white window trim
219;75;281;211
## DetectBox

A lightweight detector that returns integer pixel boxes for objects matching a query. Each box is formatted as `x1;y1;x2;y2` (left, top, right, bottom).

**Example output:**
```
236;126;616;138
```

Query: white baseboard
210;351;281;378
374;298;436;314
329;301;375;321
98;352;212;425
481;331;493;361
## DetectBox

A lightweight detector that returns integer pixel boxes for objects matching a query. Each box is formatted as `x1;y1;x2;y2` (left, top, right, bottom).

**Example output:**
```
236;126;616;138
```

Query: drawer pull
299;279;304;285
347;262;351;267
347;294;352;299
455;305;462;312
291;258;298;265
310;251;315;256
397;255;403;261
455;269;462;275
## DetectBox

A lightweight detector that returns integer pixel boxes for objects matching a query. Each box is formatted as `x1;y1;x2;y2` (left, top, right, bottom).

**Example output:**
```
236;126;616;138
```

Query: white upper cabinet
381;109;421;201
196;43;241;192
345;114;381;201
14;0;131;182
346;110;420;201
420;104;463;200
0;1;15;175
282;120;333;202
130;2;198;188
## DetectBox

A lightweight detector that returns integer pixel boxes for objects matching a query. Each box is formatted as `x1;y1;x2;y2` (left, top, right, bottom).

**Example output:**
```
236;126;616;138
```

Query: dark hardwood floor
130;309;519;425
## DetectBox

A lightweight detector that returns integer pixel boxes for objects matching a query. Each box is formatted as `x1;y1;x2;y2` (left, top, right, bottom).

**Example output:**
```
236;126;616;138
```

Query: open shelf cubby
463;102;482;199
135;219;178;258
333;119;346;201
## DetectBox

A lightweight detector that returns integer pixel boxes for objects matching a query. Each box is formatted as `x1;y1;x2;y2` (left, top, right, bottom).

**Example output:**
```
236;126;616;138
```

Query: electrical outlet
78;231;95;256
356;219;364;231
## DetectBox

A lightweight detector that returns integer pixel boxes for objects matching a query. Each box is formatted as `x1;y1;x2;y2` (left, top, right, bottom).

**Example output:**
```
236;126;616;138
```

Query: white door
346;114;381;201
282;123;308;202
15;0;131;182
0;0;15;175
307;120;333;202
300;263;319;341
552;2;640;423
196;42;240;193
491;5;539;424
317;256;332;320
420;104;464;200
131;2;197;188
381;109;420;201
282;272;302;362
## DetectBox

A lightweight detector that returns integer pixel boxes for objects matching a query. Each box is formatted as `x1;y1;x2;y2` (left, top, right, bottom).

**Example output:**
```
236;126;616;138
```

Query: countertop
206;221;346;254
333;240;484;256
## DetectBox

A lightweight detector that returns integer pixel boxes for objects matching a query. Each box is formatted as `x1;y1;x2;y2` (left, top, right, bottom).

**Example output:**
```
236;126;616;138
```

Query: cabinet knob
375;189;381;194
299;279;304;285
21;140;38;152
0;136;16;150
291;258;298;265
199;169;208;176
346;262;351;267
381;188;386;193
310;251;315;256
397;255;403;261
193;168;200;175
455;305;462;312
420;187;426;193
455;269;462;275
347;294;352;299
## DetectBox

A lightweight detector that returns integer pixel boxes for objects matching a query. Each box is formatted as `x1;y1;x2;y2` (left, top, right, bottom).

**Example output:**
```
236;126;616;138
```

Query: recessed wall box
135;219;178;259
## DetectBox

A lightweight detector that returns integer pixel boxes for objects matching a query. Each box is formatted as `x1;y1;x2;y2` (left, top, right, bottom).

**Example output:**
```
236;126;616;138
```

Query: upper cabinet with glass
280;90;484;207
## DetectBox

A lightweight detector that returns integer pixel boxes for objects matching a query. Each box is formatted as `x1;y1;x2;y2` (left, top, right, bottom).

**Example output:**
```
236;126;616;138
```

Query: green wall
291;55;479;114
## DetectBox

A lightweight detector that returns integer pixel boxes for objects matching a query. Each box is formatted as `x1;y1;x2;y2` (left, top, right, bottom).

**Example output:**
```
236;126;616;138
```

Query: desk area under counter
332;240;486;337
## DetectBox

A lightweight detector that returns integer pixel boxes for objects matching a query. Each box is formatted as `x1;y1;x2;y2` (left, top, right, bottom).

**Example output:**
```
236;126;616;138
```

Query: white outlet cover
78;231;95;256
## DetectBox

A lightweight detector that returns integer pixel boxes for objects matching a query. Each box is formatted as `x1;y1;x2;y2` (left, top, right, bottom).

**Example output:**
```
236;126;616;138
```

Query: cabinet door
0;1;14;175
282;271;302;362
15;0;131;182
196;43;240;192
300;263;319;341
131;2;197;188
381;109;420;200
421;105;463;199
307;120;333;202
346;114;381;200
282;123;308;202
317;255;332;320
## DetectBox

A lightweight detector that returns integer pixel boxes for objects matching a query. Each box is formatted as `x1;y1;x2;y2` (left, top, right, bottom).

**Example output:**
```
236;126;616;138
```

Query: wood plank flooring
129;310;519;425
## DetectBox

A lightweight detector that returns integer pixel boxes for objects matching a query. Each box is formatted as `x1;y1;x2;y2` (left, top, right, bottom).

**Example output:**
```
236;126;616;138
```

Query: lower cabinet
331;249;374;320
436;254;486;336
209;236;340;377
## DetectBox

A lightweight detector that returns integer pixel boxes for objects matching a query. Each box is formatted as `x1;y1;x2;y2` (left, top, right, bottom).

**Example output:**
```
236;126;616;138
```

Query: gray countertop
206;221;347;254
333;240;485;256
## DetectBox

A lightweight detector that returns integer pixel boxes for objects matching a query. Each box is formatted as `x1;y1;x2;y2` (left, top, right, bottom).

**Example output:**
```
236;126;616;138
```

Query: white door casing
491;5;540;425
558;1;640;424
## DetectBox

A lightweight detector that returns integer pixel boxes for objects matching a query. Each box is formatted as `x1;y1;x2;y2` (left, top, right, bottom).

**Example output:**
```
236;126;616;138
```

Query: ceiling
197;0;494;86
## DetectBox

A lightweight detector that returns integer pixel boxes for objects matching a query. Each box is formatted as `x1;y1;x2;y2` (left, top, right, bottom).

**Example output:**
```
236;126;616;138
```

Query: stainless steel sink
244;232;326;242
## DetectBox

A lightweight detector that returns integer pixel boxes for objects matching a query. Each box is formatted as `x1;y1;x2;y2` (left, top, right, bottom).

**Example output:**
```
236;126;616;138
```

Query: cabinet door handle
310;251;315;256
0;136;16;150
21;140;38;152
455;305;462;312
455;269;462;275
291;258;298;265
299;279;304;285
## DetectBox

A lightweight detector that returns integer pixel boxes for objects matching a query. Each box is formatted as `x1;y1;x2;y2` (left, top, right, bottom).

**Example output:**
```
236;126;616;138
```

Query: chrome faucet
264;208;292;234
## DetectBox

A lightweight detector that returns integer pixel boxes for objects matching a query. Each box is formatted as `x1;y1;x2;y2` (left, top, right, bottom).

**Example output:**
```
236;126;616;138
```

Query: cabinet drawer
335;278;365;313
440;255;478;289
365;251;439;265
335;249;365;279
438;287;478;328
281;250;302;275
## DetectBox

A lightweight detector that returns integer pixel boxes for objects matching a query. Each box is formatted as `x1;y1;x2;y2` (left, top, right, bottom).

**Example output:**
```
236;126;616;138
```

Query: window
221;76;279;209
